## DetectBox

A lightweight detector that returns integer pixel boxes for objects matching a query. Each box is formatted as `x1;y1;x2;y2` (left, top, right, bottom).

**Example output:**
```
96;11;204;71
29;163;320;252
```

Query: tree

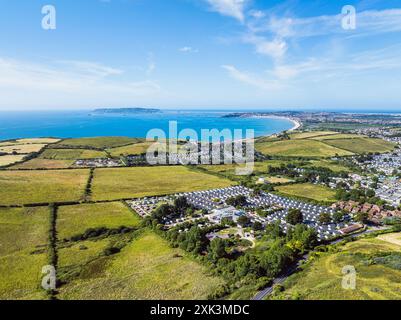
208;238;227;262
237;215;250;227
226;195;247;207
355;212;369;224
174;196;190;214
152;204;174;222
333;211;345;223
286;209;303;225
318;213;331;225
253;221;263;231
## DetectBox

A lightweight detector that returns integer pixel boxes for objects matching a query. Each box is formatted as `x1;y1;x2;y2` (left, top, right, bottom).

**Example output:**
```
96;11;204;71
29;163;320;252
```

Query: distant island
93;108;161;114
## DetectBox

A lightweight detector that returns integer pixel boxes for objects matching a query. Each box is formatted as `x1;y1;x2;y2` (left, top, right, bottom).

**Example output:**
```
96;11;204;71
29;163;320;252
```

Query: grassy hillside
56;137;142;149
324;137;395;154
256;139;353;158
0;170;89;205
40;148;107;160
271;235;401;300
58;230;226;300
0;207;49;300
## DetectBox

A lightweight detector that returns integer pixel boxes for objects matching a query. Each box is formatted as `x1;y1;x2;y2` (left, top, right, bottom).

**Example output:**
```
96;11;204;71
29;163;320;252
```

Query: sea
0;110;294;141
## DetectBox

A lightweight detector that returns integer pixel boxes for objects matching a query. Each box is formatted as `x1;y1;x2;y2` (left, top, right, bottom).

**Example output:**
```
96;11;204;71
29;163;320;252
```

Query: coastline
246;115;302;133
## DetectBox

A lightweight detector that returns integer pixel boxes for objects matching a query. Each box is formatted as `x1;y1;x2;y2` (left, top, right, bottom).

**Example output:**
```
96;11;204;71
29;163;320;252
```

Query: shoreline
245;115;302;133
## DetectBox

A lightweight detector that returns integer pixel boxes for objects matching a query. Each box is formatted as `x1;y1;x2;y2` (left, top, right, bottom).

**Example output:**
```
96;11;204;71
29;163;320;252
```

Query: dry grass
0;155;26;166
0;144;47;154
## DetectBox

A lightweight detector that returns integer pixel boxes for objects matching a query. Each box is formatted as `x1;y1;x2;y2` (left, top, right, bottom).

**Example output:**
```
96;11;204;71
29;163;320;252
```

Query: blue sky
0;0;401;111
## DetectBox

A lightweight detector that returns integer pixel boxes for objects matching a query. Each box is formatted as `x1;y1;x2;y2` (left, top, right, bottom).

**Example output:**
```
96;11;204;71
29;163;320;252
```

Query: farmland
108;142;164;157
0;170;89;205
256;131;395;158
40;148;107;160
58;230;225;300
275;183;337;203
91;166;234;201
271;235;401;300
56;137;142;149
57;202;141;240
0;155;26;167
255;139;353;158
0;144;47;154
0;207;49;300
324;137;395;154
10;158;74;169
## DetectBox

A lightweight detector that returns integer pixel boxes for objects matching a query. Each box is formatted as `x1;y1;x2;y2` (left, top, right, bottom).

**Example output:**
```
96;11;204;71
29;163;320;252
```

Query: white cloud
243;35;287;60
0;57;161;109
205;0;248;22
222;64;281;90
179;46;199;53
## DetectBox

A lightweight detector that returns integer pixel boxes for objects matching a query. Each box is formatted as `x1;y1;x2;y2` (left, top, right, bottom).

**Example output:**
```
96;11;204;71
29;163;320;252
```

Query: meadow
40;148;107;160
58;230;226;300
255;139;353;158
57;202;141;240
275;183;337;203
11;158;74;169
0;144;47;154
0;155;26;167
56;137;142;149
272;236;401;300
0;170;89;205
324;137;395;154
107;142;165;157
91;166;234;201
0;207;49;300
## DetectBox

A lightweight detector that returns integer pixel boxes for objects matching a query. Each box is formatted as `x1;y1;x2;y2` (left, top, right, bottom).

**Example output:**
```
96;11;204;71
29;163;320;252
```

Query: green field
324;137;395;154
272;236;401;300
57;202;141;240
58;230;225;300
306;159;351;172
0;207;49;300
256;139;353;158
11;158;74;169
0;170;89;205
290;131;338;139
107;142;157;156
276;183;337;203
56;137;142;149
40;148;107;160
91;166;234;201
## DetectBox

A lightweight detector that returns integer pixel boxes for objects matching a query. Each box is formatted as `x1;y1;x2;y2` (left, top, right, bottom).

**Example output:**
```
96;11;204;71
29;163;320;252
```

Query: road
252;226;389;300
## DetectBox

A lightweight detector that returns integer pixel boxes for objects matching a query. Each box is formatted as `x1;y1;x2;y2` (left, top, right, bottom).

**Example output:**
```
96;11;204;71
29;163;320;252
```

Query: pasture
323;137;395;154
56;137;142;149
108;142;164;157
0;207;49;300
91;166;234;201
58;230;226;300
0;170;89;205
256;139;353;158
40;148;107;160
10;158;74;169
0;144;47;154
275;183;337;203
272;236;401;300
0;155;26;167
57;202;141;240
